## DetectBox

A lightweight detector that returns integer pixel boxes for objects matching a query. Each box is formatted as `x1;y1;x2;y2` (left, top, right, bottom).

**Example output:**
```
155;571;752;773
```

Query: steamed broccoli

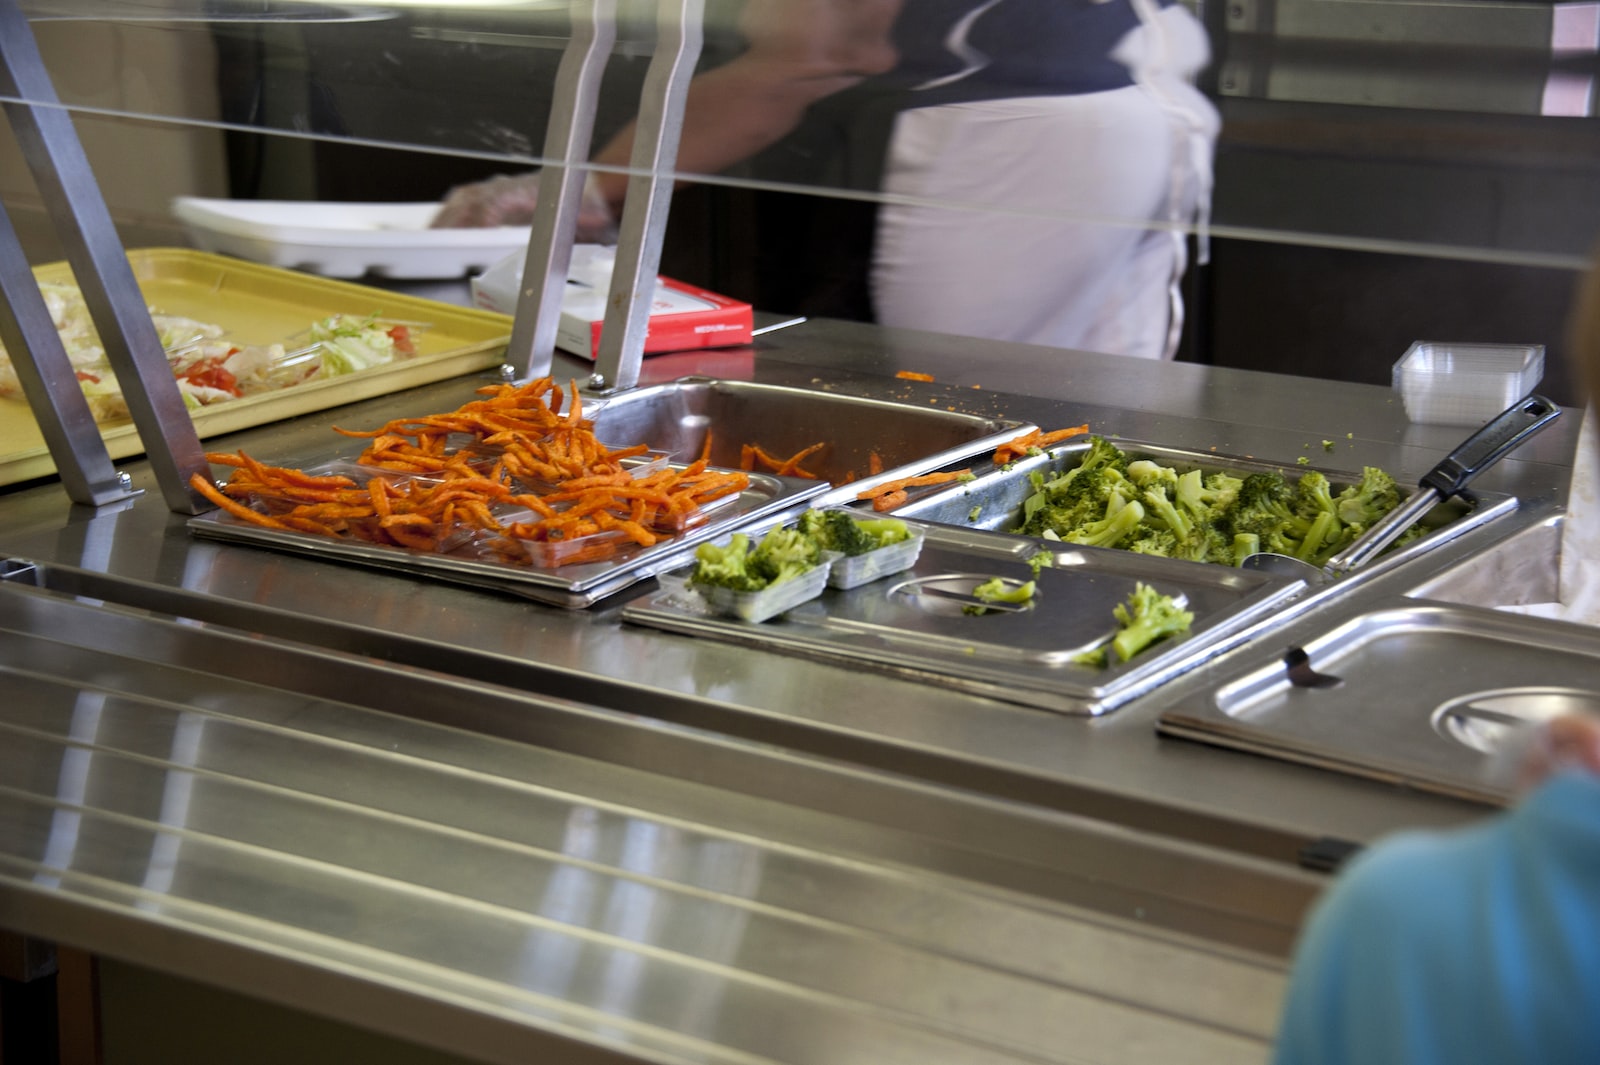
749;525;822;586
1335;466;1401;529
796;509;912;556
1010;439;1409;570
1230;472;1311;556
690;533;762;592
797;509;873;555
962;577;1037;615
690;525;820;592
1074;582;1194;668
1043;498;1146;549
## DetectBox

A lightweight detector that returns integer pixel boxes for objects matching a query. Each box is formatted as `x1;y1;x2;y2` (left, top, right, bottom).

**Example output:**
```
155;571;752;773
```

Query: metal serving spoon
1241;393;1562;583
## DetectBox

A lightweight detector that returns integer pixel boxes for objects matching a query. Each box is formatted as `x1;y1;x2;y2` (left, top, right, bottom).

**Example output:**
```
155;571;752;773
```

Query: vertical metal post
505;0;619;381
590;0;705;393
0;199;135;506
0;0;209;513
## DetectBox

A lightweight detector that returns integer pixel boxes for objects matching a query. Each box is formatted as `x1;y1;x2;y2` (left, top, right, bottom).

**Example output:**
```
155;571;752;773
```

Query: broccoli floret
1026;550;1054;577
1180;522;1235;565
1126;458;1178;490
1141;485;1192;541
794;509;912;558
1125;526;1178;557
1176;469;1243;525
856;517;912;549
749;525;821;586
1290;472;1349;564
1335;466;1401;529
797;508;875;556
1073;582;1193;667
1058;498;1146;549
690;534;762;592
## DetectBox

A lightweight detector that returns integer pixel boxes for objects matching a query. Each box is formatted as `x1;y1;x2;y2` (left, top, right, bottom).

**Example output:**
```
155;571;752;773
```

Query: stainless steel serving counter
0;316;1583;1064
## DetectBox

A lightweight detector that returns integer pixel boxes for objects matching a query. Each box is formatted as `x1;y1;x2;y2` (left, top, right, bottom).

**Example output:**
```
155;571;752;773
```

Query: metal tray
896;437;1518;585
188;467;828;610
622;522;1305;716
2;248;513;485
1159;600;1600;804
585;377;1033;508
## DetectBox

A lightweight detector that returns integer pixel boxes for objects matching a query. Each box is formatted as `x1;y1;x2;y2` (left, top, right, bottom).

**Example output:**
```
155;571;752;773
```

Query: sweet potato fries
189;376;750;565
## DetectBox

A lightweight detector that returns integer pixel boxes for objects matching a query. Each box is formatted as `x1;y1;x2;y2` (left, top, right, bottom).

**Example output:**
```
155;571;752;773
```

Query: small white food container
1392;341;1544;426
826;524;926;590
659;564;829;623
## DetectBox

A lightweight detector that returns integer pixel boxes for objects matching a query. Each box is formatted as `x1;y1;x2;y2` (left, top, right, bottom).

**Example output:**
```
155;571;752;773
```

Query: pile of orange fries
189;376;750;566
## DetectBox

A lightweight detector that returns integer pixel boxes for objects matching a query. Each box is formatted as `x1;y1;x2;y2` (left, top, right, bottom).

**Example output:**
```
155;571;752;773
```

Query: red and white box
471;244;753;360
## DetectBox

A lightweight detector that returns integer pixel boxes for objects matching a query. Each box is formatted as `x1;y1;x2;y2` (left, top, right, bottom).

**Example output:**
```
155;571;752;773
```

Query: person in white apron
437;0;1219;360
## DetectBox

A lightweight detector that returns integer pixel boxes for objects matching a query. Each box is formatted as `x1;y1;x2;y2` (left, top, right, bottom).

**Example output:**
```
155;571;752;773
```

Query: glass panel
5;0;1599;373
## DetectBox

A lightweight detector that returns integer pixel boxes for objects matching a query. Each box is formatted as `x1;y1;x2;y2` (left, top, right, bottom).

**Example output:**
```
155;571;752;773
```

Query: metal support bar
0;199;135;506
590;0;704;393
506;0;618;381
0;0;209;514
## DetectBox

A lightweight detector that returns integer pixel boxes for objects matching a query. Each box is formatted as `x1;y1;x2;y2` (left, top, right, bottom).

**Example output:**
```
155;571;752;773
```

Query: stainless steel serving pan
189;467;828;610
1159;599;1600;805
623;521;1305;717
894;438;1520;593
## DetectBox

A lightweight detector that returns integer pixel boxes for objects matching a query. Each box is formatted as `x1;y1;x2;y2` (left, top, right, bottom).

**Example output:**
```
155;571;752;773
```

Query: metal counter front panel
0;578;1289;1065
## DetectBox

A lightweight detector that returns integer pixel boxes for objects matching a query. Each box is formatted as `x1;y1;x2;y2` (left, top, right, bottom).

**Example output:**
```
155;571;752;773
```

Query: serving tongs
1242;393;1562;582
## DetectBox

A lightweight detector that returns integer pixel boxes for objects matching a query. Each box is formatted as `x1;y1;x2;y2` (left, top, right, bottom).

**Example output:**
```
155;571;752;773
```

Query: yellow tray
1;247;514;486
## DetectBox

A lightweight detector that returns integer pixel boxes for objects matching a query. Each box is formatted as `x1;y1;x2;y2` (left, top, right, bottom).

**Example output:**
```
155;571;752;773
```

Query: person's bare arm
589;0;903;208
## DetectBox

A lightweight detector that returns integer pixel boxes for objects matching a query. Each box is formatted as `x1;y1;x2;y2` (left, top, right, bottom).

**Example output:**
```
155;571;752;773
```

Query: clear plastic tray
826;524;927;589
659;564;829;623
511;529;642;568
1393;341;1544;426
229;461;483;553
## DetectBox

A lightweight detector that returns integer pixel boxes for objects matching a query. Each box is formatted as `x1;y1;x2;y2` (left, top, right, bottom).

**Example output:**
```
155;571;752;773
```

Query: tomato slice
388;325;416;356
180;356;241;396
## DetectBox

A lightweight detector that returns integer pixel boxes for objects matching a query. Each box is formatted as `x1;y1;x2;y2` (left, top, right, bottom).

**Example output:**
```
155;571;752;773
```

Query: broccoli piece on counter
962;577;1037;615
1074;582;1194;668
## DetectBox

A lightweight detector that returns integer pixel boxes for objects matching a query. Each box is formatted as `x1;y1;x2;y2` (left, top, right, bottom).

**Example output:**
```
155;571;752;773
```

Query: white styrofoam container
172;197;532;280
471;245;752;359
1392;341;1545;426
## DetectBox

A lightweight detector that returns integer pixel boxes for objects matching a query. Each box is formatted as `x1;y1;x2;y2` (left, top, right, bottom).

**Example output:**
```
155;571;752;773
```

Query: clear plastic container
659;564;829;623
826;524;926;589
1392;342;1544;426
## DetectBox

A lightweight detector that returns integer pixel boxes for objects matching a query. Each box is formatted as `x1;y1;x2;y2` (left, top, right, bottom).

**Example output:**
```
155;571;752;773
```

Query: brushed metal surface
1160;599;1600;803
0;578;1294;1064
625;522;1303;716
